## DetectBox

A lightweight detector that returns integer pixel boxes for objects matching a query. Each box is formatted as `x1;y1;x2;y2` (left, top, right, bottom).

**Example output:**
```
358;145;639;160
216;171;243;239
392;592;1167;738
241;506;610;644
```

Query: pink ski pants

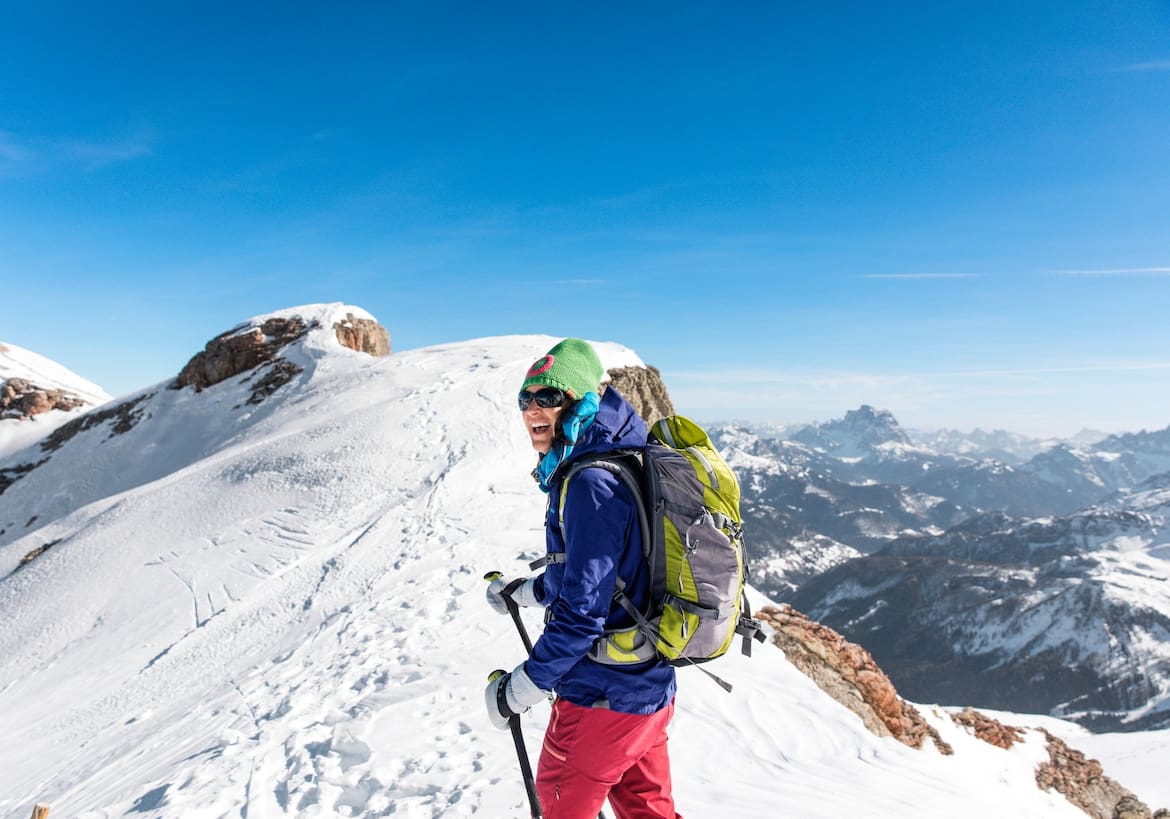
535;697;682;819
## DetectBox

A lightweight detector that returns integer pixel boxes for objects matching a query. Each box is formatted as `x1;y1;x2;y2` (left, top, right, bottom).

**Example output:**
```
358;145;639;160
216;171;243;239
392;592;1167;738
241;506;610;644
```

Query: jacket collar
534;387;647;492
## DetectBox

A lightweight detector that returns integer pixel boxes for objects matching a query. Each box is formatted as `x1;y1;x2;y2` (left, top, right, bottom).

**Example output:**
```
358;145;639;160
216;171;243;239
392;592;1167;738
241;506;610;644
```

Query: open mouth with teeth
529;421;555;452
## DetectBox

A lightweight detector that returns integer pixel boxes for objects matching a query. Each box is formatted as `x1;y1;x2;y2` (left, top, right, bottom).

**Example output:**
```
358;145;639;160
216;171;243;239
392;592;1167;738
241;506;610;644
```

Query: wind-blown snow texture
0;305;1162;817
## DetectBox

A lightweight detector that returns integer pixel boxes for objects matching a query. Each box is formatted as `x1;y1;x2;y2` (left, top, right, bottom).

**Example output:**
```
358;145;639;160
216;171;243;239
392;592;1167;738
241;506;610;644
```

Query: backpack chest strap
529;553;565;571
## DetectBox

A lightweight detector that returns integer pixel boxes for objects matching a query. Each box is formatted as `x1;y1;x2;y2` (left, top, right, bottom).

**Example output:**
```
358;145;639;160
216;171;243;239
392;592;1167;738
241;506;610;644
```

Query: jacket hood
532;386;648;493
563;386;647;464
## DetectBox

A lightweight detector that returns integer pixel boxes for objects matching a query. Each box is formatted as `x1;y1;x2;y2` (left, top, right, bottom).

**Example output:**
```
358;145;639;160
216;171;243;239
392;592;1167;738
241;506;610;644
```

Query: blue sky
2;2;1169;436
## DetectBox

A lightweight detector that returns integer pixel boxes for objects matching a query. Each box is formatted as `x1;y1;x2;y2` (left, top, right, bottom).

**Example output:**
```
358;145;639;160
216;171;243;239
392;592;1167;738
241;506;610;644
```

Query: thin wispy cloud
584;183;682;211
1050;267;1170;277
63;136;154;168
0;131;33;163
0;130;154;173
862;273;978;280
1117;59;1170;72
0;132;37;178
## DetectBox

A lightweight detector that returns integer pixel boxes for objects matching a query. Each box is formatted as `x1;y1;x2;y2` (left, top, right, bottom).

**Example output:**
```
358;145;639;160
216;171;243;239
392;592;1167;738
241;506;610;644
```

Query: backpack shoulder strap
555;454;650;563
529;453;645;572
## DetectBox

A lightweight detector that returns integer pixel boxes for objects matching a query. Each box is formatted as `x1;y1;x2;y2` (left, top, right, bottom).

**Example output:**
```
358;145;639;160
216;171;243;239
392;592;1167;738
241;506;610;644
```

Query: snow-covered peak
0;342;112;458
0;342;109;402
792;404;921;459
242;301;380;329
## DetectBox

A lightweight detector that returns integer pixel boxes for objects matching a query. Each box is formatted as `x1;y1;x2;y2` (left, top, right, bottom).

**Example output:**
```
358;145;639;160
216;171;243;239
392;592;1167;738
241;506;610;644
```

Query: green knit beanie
520;338;605;399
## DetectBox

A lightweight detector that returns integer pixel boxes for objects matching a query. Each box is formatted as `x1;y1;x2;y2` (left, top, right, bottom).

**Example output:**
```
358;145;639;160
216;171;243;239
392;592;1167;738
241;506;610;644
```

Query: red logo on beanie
527;355;555;377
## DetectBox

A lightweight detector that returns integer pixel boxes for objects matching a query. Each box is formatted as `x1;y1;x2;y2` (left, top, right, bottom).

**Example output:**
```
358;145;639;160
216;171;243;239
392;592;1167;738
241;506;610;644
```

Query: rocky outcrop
759;604;1164;817
1;378;87;420
950;708;1025;749
244;360;303;405
1;393;152;498
173;317;314;392
756;604;951;754
333;313;391;357
41;394;153;453
171;313;392;405
17;539;60;570
1035;730;1165;819
607;366;674;425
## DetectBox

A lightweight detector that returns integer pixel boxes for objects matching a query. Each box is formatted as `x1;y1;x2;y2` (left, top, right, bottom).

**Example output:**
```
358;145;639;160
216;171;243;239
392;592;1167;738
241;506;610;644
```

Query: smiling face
521;387;567;454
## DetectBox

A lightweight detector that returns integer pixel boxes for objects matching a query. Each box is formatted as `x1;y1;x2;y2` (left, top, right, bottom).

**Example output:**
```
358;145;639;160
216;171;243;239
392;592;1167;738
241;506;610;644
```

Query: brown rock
173;317;313;391
756;604;952;754
951;708;1025;749
19;539;60;568
754;606;1161;817
0;377;87;420
607;366;675;425
1115;797;1151;819
245;360;303;405
333;313;391;356
1035;729;1156;819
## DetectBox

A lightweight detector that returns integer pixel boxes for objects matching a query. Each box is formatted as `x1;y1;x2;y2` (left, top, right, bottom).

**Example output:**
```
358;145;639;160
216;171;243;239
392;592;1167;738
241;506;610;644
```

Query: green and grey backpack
554;415;766;691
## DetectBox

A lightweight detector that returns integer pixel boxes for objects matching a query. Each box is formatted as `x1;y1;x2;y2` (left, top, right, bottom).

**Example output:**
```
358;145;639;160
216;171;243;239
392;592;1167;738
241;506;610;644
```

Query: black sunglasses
518;387;567;411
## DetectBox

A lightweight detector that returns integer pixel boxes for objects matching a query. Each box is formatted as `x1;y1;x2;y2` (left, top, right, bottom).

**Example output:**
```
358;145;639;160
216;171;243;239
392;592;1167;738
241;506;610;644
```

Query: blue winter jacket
526;387;677;714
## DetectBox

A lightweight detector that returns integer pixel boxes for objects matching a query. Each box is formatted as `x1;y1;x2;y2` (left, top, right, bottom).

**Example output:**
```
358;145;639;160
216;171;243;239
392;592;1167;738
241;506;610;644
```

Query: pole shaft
505;597;535;655
510;715;542;818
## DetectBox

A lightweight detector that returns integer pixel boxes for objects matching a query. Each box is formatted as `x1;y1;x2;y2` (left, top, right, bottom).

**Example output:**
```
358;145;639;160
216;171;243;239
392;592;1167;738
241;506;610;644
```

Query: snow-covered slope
0;307;1160;817
0;341;111;457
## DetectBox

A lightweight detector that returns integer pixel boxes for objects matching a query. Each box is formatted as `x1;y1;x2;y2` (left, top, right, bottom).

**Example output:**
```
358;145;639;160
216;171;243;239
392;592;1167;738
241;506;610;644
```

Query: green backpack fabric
556;415;766;691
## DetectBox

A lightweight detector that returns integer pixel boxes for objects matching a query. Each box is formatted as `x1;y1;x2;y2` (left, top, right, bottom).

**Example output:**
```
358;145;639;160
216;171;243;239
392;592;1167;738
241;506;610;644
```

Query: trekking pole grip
485;570;536;655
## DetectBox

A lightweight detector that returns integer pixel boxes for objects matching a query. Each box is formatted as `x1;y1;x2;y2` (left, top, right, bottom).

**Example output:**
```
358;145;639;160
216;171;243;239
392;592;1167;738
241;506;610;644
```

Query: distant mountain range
712;405;1170;732
912;426;1110;465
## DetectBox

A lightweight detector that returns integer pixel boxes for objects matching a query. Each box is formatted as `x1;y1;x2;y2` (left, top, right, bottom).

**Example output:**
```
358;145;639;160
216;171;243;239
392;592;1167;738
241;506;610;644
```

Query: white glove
485;576;541;615
484;664;549;730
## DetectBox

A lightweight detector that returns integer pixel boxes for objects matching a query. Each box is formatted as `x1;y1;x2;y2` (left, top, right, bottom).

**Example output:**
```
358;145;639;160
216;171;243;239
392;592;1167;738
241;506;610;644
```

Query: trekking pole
484;571;535;654
489;669;543;818
486;572;610;819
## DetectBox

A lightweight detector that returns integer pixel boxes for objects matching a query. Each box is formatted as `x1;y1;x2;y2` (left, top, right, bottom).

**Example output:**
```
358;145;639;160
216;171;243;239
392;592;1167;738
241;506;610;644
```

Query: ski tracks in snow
131;393;525;816
155;519;517;816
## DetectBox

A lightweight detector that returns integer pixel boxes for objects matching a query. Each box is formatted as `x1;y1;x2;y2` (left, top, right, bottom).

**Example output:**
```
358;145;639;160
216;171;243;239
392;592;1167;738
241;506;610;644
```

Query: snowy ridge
0;341;112;457
0;310;1157;816
0;341;109;402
